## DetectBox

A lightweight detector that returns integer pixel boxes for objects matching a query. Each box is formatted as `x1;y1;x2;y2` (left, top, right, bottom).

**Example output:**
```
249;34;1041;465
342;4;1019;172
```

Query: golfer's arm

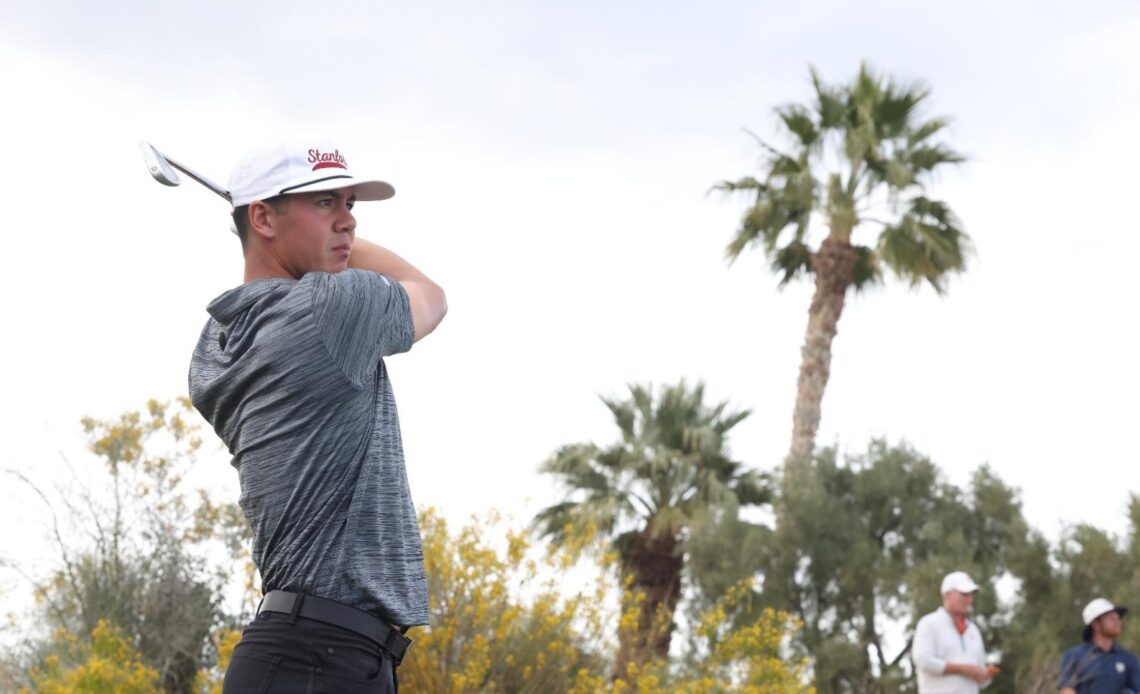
1058;652;1080;693
349;238;447;342
942;662;971;677
911;622;945;675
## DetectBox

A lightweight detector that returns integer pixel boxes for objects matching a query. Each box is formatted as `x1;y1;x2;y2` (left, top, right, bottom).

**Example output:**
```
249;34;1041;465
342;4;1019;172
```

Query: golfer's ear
248;201;278;240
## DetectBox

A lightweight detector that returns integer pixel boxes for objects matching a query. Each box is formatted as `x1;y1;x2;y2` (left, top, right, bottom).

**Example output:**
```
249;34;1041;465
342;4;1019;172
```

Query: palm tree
533;381;768;676
715;63;972;471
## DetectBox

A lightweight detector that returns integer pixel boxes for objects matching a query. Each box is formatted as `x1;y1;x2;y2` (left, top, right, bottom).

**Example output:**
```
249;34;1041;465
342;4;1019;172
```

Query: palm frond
905;143;966;177
874;77;930;141
843;114;878;167
710;176;764;195
723;179;816;263
603;396;637;442
877;196;971;293
776;103;820;149
771;240;814;286
907;118;949;148
532;498;627;546
732;470;773;507
532;501;582;544
810;65;847;129
716;408;752;433
850;244;883;292
742;127;793;161
539;443;607;488
882;158;916;190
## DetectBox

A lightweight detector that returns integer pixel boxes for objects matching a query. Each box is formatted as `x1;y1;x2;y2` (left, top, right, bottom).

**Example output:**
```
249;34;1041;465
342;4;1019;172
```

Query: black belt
258;590;412;665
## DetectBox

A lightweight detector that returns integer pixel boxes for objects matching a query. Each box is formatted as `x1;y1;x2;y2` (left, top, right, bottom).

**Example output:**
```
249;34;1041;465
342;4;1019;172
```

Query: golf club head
140;140;236;235
140;141;182;187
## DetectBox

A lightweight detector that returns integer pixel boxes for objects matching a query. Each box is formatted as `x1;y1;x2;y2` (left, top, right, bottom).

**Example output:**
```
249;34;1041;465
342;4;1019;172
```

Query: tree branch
4;469;89;624
888;637;914;670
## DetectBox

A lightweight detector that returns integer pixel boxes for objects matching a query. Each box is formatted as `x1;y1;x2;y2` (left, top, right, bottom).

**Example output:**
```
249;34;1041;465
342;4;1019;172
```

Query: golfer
189;139;447;693
911;571;995;693
1059;598;1140;693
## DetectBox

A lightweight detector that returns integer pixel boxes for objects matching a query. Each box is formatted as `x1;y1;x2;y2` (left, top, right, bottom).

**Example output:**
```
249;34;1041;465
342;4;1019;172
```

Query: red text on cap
309;149;348;171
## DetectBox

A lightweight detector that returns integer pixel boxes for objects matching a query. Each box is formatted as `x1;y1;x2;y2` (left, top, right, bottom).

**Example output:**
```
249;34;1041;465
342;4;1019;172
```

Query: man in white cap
189;139;447;693
911;571;997;692
1059;597;1139;693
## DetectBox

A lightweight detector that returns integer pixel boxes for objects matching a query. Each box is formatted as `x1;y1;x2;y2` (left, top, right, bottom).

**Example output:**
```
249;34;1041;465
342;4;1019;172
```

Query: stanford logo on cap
308;148;348;172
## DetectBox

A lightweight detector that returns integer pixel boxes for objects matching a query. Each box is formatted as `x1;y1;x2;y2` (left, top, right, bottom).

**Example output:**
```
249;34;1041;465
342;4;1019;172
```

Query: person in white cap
911;571;997;692
189;139;447;693
1059;597;1139;694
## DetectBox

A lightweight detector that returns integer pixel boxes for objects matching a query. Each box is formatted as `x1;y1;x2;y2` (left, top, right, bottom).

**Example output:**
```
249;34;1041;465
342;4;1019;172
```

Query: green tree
999;495;1140;691
405;507;812;693
533;381;770;676
715;64;971;468
683;504;772;619
6;399;250;693
757;441;1033;693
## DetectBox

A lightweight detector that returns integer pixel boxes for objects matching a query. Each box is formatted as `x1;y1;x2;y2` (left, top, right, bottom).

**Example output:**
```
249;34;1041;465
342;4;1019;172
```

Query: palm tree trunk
788;237;859;470
614;530;683;679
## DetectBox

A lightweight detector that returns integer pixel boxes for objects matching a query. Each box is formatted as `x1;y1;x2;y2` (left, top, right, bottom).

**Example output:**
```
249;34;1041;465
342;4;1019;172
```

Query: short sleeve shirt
1059;641;1140;693
188;269;426;626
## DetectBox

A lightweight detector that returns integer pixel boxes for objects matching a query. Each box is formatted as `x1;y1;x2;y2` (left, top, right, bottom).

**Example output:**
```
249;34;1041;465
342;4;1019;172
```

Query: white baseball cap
941;571;980;595
1082;597;1128;640
1083;598;1127;625
228;139;395;207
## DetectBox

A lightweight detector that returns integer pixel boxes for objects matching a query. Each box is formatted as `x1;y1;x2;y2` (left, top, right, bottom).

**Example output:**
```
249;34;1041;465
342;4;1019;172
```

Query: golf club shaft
164;155;231;203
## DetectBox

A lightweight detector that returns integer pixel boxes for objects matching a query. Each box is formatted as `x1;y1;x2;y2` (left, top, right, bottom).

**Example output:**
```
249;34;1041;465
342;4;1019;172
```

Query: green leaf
777;104;820;148
877;196;970;292
772;240;814;286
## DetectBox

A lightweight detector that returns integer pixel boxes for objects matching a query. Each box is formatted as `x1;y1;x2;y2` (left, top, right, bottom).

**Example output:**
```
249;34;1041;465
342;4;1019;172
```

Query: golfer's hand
964;664;991;683
946;663;991;683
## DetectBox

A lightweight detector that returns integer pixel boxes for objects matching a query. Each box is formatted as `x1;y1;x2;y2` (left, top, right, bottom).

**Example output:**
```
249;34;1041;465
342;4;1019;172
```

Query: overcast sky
2;1;1139;605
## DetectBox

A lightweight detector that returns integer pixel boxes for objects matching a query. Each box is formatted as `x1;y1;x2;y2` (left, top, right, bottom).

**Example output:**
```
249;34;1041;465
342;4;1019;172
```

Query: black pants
224;611;398;693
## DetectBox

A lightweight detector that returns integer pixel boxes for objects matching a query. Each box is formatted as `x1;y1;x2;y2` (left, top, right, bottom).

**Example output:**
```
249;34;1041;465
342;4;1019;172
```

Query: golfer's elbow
912;657;945;676
911;644;944;675
410;280;447;342
427;282;448;332
924;658;948;675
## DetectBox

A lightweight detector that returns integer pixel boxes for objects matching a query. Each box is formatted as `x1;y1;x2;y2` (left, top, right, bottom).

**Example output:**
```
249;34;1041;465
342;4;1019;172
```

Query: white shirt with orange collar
912;607;990;693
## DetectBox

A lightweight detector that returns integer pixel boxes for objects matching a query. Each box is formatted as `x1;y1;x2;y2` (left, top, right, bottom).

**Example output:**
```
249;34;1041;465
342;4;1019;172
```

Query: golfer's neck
1093;633;1114;651
243;253;297;283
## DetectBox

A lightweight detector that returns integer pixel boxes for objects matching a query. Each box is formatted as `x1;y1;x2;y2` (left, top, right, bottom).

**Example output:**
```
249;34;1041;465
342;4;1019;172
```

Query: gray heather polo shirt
188;269;428;627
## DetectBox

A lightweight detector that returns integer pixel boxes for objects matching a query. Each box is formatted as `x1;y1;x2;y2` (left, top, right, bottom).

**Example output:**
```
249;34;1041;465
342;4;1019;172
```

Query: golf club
139;141;231;203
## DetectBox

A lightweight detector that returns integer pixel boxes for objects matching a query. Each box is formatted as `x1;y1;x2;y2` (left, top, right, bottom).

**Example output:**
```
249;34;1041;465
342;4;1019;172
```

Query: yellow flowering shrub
18;511;811;693
192;628;242;694
595;579;813;694
22;620;160;693
400;509;610;693
401;509;813;693
667;580;814;693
